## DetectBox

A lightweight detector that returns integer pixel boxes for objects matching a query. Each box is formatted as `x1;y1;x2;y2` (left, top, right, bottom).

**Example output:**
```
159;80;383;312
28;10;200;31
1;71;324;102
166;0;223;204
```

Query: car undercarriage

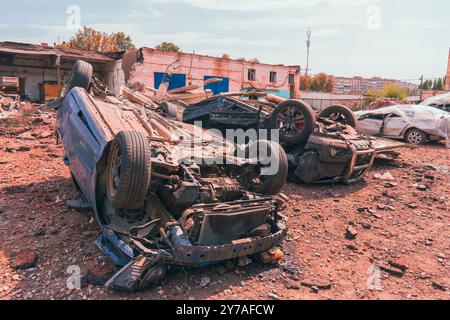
56;61;289;292
182;96;376;184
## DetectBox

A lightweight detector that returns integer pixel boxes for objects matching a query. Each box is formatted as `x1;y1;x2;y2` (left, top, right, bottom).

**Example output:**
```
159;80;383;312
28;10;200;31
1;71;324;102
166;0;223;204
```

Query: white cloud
128;8;164;18
146;0;379;11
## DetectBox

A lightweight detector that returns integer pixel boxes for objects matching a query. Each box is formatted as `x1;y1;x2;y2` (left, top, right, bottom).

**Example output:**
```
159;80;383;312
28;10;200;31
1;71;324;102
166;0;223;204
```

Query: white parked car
420;92;450;113
355;105;450;146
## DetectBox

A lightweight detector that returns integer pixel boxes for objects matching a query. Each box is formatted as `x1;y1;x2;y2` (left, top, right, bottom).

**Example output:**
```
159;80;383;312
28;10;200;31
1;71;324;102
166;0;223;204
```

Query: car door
62;97;100;201
357;115;384;136
381;114;409;138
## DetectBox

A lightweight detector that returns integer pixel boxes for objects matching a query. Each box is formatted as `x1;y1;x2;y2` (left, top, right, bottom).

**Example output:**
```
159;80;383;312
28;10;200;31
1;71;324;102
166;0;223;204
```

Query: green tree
380;84;409;100
366;88;381;105
221;53;230;60
155;42;181;53
114;32;136;51
434;78;444;90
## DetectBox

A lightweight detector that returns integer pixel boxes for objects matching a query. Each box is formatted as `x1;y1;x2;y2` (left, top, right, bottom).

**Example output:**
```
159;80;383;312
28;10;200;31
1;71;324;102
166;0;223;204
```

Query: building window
248;69;256;81
288;74;295;85
270;71;277;83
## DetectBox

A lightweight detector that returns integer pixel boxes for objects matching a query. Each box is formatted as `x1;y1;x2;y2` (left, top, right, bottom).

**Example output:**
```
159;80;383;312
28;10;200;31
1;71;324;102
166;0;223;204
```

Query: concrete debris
199;277;211;288
345;225;358;240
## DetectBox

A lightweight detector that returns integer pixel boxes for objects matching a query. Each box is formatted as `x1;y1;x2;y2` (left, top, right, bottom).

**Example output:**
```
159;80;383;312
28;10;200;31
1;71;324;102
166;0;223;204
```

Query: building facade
124;48;301;99
0;42;124;101
332;75;418;95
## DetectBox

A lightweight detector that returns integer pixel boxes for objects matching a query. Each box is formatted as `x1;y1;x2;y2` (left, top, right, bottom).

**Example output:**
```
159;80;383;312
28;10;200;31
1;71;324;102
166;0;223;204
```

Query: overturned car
56;61;289;292
176;95;376;184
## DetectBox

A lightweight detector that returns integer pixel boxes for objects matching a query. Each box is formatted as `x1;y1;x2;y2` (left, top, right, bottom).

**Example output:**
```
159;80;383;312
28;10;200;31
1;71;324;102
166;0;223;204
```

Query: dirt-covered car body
56;63;288;292
355;105;450;147
181;96;376;184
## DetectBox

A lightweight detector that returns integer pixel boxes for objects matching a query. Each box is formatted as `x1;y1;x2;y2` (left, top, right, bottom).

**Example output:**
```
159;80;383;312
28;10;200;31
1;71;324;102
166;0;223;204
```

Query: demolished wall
127;48;300;98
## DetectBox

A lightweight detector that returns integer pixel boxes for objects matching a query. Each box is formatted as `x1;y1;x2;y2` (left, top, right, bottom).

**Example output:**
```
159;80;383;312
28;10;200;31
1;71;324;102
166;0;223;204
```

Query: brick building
123;48;301;99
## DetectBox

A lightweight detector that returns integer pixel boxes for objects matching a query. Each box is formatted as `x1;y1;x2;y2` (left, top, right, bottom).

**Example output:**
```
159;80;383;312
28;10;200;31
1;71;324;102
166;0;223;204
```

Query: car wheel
106;130;151;212
294;151;321;183
319;104;357;128
247;140;288;195
269;100;316;146
405;128;427;145
63;60;93;97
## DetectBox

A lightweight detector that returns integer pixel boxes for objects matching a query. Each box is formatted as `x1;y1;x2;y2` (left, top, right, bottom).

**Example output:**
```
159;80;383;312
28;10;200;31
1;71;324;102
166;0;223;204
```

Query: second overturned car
180;95;377;184
56;61;289;292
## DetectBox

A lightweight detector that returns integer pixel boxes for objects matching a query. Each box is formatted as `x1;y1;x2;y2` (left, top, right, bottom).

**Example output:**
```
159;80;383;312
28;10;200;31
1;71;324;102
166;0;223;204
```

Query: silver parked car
355;105;450;146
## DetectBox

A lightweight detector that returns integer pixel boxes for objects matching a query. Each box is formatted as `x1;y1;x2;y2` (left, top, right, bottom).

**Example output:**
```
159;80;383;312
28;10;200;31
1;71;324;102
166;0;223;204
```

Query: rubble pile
0;91;20;118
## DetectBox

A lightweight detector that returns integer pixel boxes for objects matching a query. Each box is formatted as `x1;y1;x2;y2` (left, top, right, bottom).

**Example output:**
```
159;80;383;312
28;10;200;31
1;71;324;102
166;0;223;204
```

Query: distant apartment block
332;76;418;95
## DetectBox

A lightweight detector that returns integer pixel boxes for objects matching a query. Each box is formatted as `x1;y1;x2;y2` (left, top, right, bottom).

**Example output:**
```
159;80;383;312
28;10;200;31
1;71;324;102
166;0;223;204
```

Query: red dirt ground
0;109;448;300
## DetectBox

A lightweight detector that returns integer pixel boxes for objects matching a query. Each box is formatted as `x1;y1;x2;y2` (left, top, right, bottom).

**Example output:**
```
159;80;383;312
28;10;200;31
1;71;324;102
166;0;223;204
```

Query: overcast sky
1;0;449;82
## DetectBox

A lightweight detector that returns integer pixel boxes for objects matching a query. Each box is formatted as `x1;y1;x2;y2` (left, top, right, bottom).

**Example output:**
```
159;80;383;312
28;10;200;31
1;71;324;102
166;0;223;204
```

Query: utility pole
419;75;424;89
305;28;312;76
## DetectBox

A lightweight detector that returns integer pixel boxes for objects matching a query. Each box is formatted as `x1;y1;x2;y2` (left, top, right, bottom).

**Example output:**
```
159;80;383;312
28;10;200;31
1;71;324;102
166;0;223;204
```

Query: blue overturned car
56;61;289;292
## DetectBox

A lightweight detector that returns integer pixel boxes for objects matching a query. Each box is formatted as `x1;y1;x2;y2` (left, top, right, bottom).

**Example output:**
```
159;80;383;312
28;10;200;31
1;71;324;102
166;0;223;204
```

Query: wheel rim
408;131;423;144
108;144;122;197
276;107;305;137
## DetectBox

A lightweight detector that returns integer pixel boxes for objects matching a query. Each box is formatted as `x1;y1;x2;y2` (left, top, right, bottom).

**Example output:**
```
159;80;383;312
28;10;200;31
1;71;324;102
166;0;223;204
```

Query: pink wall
127;48;300;97
420;90;450;100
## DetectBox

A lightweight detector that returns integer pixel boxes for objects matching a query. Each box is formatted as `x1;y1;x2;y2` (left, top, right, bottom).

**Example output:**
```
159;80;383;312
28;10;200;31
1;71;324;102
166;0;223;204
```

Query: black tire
294;151;321;183
63;60;93;97
404;128;427;145
319;104;357;128
247;140;288;195
106;130;151;211
269;99;316;145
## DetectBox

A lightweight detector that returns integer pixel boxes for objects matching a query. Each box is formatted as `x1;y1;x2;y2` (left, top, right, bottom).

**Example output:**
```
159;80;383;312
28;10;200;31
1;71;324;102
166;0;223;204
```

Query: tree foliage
419;77;446;90
365;84;409;105
248;58;260;63
381;84;409;100
155;42;181;53
300;73;333;92
58;27;136;52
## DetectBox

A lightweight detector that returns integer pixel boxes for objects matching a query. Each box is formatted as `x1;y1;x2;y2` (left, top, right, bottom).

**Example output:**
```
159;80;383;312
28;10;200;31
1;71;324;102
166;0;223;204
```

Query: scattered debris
12;251;38;270
300;279;333;290
199;277;211;288
85;265;114;286
345;225;358;240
